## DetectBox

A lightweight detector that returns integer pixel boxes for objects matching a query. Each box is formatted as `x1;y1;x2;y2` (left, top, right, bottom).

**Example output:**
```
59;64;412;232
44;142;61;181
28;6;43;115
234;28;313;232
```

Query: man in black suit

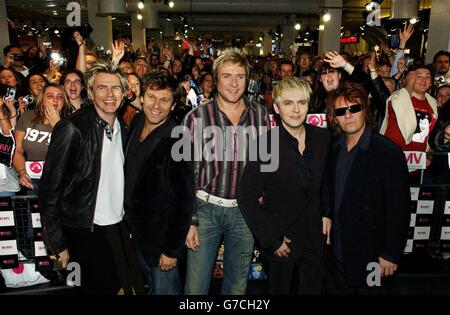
326;81;411;294
238;77;332;294
124;71;195;295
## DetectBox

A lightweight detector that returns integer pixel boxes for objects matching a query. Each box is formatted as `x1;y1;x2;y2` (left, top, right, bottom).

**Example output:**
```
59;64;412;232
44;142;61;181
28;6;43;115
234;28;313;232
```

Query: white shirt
19;65;30;78
94;118;125;226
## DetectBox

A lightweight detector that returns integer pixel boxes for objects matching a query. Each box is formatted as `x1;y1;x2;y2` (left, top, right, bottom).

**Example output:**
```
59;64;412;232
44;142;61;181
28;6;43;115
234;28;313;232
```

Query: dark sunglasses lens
349;104;363;113
334;104;363;116
334;108;347;116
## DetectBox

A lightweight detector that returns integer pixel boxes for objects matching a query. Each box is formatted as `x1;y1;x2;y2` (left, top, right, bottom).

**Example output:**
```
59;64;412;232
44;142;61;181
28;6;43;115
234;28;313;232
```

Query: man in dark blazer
238;77;332;294
124;71;195;295
326;81;411;294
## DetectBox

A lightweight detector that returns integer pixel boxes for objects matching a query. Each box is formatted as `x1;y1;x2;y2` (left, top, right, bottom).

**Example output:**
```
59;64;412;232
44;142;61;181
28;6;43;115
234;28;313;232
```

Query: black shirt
124;114;176;210
282;124;314;198
333;126;372;262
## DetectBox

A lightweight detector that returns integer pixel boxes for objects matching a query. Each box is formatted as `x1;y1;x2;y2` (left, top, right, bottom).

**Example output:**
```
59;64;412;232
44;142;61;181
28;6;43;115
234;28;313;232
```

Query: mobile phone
189;79;197;88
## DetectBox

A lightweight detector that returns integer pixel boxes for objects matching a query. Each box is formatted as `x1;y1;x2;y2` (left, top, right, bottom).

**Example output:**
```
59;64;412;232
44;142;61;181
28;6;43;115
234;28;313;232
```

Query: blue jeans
134;244;182;295
184;198;254;295
0;192;15;197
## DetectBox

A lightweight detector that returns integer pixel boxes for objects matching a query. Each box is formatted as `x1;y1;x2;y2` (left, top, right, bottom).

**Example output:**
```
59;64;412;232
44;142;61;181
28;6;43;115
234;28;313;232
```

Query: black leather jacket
39;105;128;255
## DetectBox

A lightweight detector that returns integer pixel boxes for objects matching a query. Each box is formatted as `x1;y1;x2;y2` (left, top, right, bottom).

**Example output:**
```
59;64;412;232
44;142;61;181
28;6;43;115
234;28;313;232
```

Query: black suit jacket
124;115;195;267
327;130;411;286
237;124;331;262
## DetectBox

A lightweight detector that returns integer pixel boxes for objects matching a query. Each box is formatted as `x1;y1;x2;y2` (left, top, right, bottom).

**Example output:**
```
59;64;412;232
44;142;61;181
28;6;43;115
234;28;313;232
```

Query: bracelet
9;111;18;119
17;169;26;174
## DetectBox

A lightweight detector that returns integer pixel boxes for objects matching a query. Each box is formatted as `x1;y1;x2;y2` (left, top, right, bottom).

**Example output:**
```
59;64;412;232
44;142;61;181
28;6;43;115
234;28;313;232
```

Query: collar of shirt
281;123;311;157
213;96;257;125
97;117;121;141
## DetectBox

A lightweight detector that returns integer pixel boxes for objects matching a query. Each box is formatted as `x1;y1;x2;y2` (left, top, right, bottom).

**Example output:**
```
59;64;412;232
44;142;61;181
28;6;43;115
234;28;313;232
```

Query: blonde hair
85;60;129;102
272;77;312;104
212;48;249;83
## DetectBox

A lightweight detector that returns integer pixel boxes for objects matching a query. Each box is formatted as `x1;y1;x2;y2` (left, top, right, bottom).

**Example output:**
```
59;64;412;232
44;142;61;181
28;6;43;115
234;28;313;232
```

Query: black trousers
63;220;144;295
325;258;386;295
264;249;324;295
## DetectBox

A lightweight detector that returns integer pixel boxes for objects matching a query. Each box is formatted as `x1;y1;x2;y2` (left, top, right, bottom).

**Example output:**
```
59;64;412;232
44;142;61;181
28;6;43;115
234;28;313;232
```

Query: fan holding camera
2;45;30;78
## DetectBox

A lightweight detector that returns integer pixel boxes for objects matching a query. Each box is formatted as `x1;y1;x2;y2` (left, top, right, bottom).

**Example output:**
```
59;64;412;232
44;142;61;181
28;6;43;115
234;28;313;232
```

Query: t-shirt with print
383;96;437;152
15;111;53;161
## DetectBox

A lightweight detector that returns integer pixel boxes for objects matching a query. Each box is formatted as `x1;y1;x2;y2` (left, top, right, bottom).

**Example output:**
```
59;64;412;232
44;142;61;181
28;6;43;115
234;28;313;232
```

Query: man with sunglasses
326;81;410;294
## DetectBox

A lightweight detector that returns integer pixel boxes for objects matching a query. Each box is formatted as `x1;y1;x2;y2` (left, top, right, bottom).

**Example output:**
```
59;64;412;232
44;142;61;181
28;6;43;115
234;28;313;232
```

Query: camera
50;52;66;67
5;88;16;101
12;53;24;62
434;75;450;87
23;95;35;107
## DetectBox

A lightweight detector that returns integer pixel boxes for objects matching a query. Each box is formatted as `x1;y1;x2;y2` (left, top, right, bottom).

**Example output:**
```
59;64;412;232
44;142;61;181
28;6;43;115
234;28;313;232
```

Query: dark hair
433;50;450;64
135;56;149;64
437;84;450;95
279;59;294;70
59;69;85;87
3;45;21;56
302;69;317;78
141;70;178;99
0;68;24;90
27;73;49;92
198;72;213;85
326;81;375;137
411;64;432;73
437;100;450;129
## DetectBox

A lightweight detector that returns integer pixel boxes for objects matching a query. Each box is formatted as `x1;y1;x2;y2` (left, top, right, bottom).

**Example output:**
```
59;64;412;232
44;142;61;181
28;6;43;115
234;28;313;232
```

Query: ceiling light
323;13;331;22
169;1;174;8
138;1;144;10
295;23;301;31
137;14;143;20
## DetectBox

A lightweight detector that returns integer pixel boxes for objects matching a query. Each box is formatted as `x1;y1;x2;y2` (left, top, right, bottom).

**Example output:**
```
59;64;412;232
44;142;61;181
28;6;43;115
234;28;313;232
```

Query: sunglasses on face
334;104;363;117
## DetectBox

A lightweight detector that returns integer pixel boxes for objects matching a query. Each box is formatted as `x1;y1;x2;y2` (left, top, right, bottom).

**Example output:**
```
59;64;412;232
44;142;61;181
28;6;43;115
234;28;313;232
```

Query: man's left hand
378;257;398;277
159;254;177;272
322;217;332;245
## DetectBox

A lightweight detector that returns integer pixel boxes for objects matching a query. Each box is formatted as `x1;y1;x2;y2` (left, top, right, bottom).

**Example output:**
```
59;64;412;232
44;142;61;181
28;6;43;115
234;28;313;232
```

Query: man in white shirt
39;60;144;295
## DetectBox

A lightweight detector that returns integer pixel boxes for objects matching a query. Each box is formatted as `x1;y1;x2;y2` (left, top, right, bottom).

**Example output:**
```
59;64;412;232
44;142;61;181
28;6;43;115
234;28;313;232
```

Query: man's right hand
18;170;34;190
185;225;200;251
50;249;70;269
274;236;291;258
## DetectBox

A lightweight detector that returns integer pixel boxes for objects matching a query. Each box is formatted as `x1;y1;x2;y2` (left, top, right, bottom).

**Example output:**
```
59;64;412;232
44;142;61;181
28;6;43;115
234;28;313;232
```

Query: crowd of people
0;21;449;295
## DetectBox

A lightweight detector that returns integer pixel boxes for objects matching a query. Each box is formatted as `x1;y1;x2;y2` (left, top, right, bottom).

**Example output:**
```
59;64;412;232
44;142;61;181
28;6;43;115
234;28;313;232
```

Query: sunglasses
334;104;363;117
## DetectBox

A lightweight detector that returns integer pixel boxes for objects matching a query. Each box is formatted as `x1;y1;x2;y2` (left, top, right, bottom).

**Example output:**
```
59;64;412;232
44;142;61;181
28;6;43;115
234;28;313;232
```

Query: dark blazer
237;124;331;262
124;115;195;267
327;129;411;287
